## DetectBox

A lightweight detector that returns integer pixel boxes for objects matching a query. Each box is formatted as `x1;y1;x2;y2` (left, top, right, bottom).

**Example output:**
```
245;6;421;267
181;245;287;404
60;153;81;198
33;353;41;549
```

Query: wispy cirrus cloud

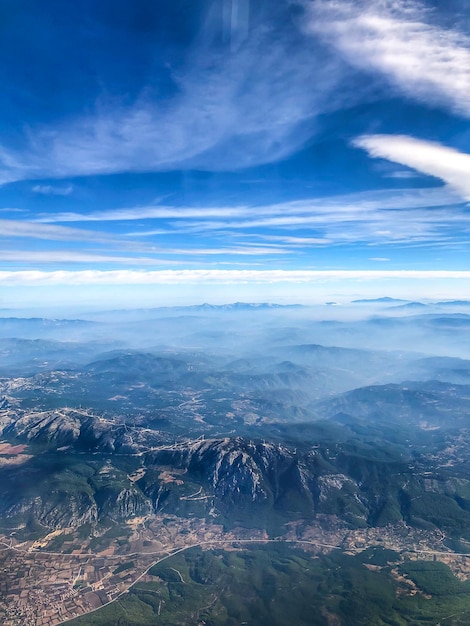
354;135;470;200
303;0;470;116
0;251;181;265
0;12;348;184
181;210;470;247
0;217;289;256
35;205;258;223
237;234;333;246
0;219;114;242
152;246;290;256
36;187;460;224
32;186;469;249
0;245;288;266
160;188;469;246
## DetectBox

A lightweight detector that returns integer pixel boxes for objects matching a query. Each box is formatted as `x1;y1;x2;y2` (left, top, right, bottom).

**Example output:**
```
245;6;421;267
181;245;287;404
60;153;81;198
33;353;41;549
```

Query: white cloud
35;205;257;223
156;244;291;257
238;234;333;246
32;184;73;196
0;251;181;265
0;215;290;254
0;269;469;286
384;171;419;179
0;219;113;242
0;245;289;267
304;0;470;116
151;246;290;256
354;135;470;200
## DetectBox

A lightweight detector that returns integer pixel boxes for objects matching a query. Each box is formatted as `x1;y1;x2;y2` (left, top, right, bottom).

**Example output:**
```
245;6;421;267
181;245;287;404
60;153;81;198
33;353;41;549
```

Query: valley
1;304;470;624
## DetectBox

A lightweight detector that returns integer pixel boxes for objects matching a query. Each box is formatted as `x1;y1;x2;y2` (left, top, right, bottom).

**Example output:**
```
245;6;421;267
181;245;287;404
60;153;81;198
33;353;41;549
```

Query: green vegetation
113;561;135;575
88;523;132;552
67;545;470;626
399;560;470;596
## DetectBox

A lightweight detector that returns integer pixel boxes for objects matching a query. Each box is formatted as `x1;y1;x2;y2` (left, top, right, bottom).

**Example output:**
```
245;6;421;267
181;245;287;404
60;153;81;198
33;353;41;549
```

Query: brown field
0;443;26;455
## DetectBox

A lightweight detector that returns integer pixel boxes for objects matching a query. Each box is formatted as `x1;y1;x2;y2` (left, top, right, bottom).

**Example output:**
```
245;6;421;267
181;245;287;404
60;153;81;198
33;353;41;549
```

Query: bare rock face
94;485;153;521
146;438;296;505
35;492;99;528
141;437;337;521
3;492;98;529
0;407;161;453
11;411;83;444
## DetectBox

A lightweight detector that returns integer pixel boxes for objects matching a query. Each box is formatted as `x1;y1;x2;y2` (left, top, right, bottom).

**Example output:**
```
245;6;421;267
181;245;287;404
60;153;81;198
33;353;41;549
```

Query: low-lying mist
1;300;470;431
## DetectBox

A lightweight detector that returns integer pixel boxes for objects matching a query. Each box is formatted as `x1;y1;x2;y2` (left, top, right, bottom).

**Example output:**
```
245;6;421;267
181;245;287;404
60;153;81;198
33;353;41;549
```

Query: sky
1;0;470;309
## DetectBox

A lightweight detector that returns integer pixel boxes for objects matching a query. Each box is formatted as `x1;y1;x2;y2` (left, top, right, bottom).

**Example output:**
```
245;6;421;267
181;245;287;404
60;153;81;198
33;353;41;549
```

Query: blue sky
1;0;470;308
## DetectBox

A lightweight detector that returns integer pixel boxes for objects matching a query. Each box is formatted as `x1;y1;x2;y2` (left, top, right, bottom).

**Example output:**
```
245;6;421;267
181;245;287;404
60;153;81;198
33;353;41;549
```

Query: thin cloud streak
385;171;420;179
304;0;470;116
237;234;333;245
0;246;290;265
0;251;181;265
1;269;470;286
14;184;470;250
177;205;470;245
32;184;73;196
0;219;116;242
36;205;259;223
28;185;467;249
36;187;460;224
157;246;290;256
